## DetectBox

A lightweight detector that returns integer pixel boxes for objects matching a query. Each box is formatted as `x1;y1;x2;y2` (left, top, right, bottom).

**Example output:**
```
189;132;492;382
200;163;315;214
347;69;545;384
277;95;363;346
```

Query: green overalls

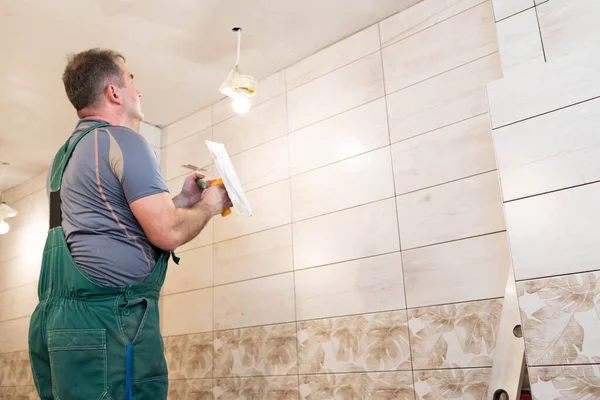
28;123;177;399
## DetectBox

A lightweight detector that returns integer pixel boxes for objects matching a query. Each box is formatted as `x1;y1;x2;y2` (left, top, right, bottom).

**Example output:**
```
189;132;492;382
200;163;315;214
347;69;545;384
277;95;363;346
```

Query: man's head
62;48;144;125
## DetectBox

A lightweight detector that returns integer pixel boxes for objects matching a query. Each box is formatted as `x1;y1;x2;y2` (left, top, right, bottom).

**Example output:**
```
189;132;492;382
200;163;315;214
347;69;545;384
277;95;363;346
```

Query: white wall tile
0;317;30;352
286;25;380;91
487;44;600;128
213;180;291;242
162;245;213;296
293;198;400;270
538;0;600;61
230;136;289;192
491;0;534;21
382;2;498;94
496;8;545;75
162;128;212;181
387;53;501;143
213;273;295;330
403;233;510;308
139;121;162;148
161;106;211;147
0;252;41;292
291;147;395;221
380;0;486;48
214;225;293;285
287;52;384;132
505;183;600;280
160;288;213;336
212;94;287;157
0;282;38;322
397;171;505;249
494;97;600;201
289;98;389;176
392;114;496;194
295;252;405;321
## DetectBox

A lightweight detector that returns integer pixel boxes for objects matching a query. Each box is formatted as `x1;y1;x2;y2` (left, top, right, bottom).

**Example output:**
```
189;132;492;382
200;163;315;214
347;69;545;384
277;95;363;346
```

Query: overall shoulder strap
49;123;110;228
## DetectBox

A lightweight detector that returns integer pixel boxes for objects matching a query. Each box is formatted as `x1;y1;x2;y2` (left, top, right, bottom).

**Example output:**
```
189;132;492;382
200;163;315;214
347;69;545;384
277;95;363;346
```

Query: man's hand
173;171;205;208
198;180;233;216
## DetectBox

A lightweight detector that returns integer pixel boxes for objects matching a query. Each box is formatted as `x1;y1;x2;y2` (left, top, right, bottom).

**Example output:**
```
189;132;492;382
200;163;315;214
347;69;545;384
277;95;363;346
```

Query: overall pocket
48;329;107;400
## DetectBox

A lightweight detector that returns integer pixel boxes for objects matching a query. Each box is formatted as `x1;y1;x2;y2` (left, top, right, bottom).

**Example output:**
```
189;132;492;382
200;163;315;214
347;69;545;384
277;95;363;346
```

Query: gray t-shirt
48;118;169;286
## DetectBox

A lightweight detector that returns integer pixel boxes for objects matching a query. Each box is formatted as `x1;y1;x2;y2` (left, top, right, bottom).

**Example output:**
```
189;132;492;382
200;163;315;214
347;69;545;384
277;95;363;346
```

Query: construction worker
27;48;231;399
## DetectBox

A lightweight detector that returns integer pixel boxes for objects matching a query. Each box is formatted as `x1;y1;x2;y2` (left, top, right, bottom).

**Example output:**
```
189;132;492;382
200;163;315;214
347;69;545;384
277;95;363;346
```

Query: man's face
116;60;144;122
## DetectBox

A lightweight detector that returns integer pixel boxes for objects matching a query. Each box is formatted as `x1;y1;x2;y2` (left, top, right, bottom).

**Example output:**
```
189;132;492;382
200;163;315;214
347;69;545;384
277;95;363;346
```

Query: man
28;48;230;399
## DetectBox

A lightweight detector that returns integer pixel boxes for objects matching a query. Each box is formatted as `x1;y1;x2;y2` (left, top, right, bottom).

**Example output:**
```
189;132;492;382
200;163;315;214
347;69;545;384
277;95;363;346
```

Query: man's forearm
172;192;190;208
168;201;213;249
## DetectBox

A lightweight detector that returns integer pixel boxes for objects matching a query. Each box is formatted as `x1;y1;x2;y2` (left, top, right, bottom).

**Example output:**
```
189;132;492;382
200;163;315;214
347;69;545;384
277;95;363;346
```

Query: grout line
515;268;600;283
412;365;493;372
406;296;504;311
503;179;600;204
0;314;31;324
533;3;547;62
396;169;497;198
0;279;39;295
494;5;535;23
402;230;507;252
492;95;600;131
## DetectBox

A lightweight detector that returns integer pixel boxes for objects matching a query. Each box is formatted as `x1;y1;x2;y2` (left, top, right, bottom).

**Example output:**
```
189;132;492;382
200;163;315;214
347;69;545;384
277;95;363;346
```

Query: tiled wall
0;122;161;398
160;0;509;398
488;0;600;397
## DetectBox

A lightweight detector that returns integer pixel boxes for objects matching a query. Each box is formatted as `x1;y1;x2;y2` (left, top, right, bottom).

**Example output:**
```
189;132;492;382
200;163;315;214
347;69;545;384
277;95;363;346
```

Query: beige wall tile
518;272;600;367
289;98;389;176
0;250;42;293
494;98;600;201
538;0;600;61
162;245;213;296
300;371;415;399
168;379;213;399
0;281;38;322
414;368;491;398
0;316;30;352
487;43;600;128
139;122;161;148
162;127;212;181
297;311;411;374
213;179;291;242
164;332;213;379
161;106;211;147
409;299;502;369
505;183;600;281
287;52;384;132
382;2;498;94
214;225;293;286
291;147;395;221
286;25;380;91
529;364;600;399
230;136;289;192
397;171;505;249
214;322;297;377
380;0;486;47
496;8;545;75
160;288;213;336
293;198;400;269
213;70;286;125
214;376;298;399
295;252;405;321
0;222;47;264
392;114;496;194
387;53;501;143
213;273;295;330
403;233;510;308
491;0;533;21
177;221;213;252
212;94;287;157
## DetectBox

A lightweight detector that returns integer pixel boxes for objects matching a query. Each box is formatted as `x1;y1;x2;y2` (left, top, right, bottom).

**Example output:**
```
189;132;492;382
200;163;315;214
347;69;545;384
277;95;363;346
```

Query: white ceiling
0;0;418;192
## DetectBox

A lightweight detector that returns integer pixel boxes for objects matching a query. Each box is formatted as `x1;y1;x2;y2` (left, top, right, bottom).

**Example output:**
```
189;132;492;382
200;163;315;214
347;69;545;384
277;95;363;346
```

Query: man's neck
79;112;139;133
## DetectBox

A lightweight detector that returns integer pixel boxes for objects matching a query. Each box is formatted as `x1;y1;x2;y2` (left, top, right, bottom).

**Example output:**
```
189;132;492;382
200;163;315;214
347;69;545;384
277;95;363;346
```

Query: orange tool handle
210;178;232;217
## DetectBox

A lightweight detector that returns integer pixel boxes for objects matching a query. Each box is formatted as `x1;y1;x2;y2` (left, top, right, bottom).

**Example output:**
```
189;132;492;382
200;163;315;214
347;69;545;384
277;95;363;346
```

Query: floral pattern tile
164;332;214;379
168;379;213;400
529;361;600;400
0;385;39;399
414;367;491;400
517;272;600;366
297;310;411;374
214;323;297;377
0;351;33;386
408;299;502;370
213;375;299;399
299;370;415;399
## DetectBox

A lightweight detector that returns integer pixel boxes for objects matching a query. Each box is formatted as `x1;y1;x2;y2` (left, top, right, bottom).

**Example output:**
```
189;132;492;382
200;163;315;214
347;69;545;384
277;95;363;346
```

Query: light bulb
232;92;251;114
0;219;9;235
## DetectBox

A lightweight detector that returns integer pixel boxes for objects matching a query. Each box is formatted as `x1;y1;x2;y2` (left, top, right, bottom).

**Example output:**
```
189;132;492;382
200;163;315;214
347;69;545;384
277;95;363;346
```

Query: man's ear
107;84;122;105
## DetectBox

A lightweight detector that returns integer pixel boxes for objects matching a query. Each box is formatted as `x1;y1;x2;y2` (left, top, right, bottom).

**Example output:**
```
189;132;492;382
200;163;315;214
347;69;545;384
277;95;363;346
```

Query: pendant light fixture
219;27;258;115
